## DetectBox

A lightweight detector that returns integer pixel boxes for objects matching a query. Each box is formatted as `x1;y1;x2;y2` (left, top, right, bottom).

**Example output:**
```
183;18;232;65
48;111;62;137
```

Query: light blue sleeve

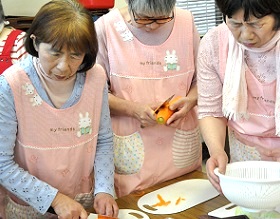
94;83;115;197
0;75;58;214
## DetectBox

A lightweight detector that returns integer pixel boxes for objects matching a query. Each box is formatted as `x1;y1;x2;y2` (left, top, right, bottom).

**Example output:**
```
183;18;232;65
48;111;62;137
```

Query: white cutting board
208;203;280;217
88;209;149;219
137;179;219;215
208;203;237;217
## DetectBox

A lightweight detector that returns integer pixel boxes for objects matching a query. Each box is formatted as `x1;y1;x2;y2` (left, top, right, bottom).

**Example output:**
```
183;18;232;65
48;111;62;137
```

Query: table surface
113;170;230;219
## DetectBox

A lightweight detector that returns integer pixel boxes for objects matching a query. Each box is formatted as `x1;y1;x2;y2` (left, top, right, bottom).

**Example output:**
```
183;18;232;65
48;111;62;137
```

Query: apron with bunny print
2;64;106;218
104;8;202;197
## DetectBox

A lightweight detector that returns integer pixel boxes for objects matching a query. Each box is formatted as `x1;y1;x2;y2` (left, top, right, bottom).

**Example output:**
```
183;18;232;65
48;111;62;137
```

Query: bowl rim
214;161;280;183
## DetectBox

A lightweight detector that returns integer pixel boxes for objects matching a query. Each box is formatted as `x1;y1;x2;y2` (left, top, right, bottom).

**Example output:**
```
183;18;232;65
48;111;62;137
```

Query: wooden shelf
6;16;34;31
5;9;109;31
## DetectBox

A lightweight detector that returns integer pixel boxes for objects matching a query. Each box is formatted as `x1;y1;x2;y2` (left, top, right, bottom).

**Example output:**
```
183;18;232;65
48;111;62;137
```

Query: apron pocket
114;132;144;175
172;127;201;168
229;130;261;162
75;189;94;209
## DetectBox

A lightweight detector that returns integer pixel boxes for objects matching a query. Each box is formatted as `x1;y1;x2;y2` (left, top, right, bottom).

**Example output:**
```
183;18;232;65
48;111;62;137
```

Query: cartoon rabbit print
77;112;92;137
164;49;180;71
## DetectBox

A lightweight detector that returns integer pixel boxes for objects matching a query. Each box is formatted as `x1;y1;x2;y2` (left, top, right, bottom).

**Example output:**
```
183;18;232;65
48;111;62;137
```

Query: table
114;170;230;219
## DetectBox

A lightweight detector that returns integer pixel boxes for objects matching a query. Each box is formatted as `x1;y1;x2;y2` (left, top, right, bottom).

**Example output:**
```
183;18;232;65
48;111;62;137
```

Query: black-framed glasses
132;10;174;25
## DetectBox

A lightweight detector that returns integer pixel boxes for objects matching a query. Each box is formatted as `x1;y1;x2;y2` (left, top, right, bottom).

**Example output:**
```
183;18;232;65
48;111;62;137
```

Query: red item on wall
78;0;115;9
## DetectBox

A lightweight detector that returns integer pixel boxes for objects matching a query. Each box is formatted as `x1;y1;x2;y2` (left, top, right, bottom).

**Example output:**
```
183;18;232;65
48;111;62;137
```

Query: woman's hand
257;147;280;162
133;102;157;128
206;150;228;193
166;84;197;126
93;193;119;218
166;96;195;126
51;192;88;219
108;94;157;128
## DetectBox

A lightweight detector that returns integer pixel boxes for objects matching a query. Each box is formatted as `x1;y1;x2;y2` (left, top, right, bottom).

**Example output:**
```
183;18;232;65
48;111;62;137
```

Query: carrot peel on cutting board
151;194;171;207
175;197;186;205
155;96;182;124
151;194;186;208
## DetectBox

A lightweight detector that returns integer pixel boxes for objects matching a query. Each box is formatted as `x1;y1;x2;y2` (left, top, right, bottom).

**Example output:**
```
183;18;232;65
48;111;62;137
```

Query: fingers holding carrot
134;102;158;128
167;95;197;126
166;96;185;125
155;96;182;125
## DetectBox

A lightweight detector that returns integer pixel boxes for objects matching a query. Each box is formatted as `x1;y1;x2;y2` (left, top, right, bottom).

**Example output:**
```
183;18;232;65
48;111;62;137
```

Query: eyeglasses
132;10;174;25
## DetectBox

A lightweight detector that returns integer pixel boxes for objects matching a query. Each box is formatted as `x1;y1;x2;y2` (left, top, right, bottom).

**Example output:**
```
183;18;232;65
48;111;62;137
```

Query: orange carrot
156;96;182;124
175;197;186;205
98;215;118;219
151;194;171;207
157;194;166;203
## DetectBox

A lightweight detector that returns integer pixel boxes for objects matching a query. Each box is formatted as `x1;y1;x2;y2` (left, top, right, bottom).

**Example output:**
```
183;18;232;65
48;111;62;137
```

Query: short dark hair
25;0;98;72
216;0;280;30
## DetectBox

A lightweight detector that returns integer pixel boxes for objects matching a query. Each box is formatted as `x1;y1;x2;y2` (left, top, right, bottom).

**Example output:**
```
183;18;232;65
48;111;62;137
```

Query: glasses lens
135;17;173;25
156;17;173;24
133;10;174;25
156;11;174;24
135;19;154;24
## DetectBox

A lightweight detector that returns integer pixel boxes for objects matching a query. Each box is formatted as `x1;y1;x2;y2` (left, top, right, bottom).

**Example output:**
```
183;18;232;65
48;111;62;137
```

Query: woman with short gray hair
95;0;202;197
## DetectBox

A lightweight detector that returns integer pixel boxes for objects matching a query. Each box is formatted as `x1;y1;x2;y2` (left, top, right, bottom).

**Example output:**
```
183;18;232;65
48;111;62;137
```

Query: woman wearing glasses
197;0;280;193
95;0;202;197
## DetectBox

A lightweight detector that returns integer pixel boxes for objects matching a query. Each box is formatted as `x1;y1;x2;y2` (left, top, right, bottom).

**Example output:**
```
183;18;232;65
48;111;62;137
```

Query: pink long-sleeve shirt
197;23;280;156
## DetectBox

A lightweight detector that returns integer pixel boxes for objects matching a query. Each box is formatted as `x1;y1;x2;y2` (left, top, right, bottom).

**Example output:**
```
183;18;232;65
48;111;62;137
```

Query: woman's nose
240;25;254;40
56;57;69;71
146;21;160;30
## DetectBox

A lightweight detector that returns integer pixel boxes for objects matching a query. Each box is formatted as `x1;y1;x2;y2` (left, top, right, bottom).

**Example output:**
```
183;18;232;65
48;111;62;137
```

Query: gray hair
127;0;176;16
0;0;5;24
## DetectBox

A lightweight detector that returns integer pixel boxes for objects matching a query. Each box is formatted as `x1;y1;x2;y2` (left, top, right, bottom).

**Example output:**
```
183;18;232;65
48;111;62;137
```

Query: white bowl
214;161;280;212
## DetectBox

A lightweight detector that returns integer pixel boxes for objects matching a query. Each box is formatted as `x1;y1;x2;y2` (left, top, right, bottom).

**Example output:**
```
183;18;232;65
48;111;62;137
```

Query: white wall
2;0;50;16
2;0;127;16
114;0;127;9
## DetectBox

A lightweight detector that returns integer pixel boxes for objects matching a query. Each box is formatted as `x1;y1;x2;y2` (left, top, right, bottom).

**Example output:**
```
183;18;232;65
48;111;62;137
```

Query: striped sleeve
10;31;28;63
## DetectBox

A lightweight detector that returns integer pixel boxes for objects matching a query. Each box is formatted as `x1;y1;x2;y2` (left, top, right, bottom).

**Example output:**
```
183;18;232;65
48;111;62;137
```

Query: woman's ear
30;34;38;51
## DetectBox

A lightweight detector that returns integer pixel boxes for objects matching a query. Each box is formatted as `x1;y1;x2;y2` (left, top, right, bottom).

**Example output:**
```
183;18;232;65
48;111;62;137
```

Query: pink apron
2;64;106;217
105;8;202;197
218;24;280;161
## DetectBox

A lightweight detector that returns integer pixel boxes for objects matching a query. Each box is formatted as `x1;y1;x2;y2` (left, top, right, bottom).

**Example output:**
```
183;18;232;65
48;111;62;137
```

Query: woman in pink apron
0;0;118;218
197;0;280;192
95;0;202;197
